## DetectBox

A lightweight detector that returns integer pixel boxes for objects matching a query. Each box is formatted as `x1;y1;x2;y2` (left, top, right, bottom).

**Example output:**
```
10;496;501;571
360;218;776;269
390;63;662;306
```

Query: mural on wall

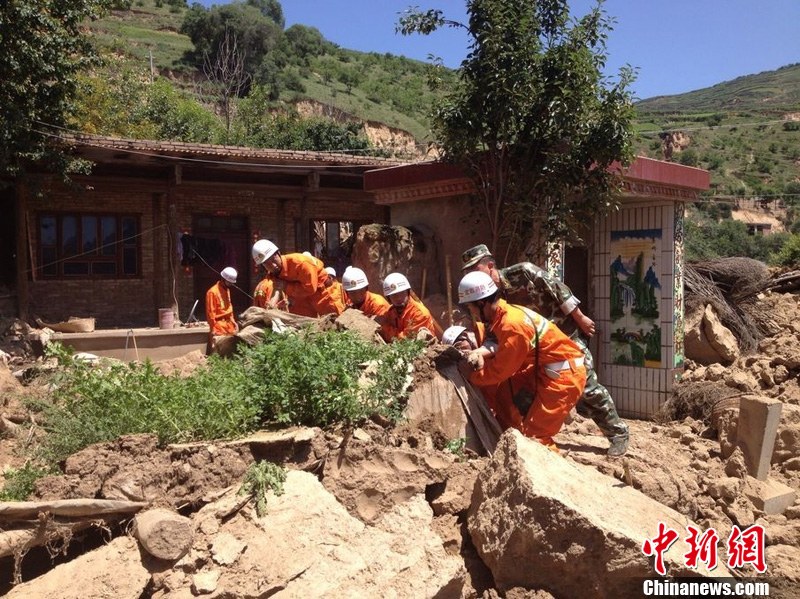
609;228;662;367
674;203;686;369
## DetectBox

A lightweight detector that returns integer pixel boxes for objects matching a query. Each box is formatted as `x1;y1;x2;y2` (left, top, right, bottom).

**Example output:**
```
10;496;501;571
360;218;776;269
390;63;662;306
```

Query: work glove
467;350;484;370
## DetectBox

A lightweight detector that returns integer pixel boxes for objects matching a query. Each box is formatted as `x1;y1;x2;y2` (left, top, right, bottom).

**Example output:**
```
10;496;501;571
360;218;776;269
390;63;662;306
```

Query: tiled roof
61;133;409;168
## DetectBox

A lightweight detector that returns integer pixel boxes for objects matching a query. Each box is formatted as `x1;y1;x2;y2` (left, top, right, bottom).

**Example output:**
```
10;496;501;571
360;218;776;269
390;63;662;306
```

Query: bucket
158;308;175;330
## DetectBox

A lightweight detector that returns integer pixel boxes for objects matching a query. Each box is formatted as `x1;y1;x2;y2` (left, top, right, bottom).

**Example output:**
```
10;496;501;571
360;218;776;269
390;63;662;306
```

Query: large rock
702;305;740;364
684;307;724;365
405;370;471;444
468;430;729;597
773;404;800;465
134;508;193;561
350;224;438;296
685;304;739;365
6;536;149;599
171;471;465;597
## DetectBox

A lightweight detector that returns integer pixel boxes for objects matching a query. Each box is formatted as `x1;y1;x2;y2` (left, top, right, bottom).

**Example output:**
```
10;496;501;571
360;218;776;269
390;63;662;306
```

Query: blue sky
198;1;800;101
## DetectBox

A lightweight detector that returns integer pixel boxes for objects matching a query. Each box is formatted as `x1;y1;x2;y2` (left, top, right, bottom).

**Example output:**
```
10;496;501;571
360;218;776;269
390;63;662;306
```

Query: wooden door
191;214;251;322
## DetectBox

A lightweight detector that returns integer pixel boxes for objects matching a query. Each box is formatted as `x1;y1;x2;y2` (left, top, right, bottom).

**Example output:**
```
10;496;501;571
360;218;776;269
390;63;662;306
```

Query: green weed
238;461;286;517
444;437;467;461
0;463;54;501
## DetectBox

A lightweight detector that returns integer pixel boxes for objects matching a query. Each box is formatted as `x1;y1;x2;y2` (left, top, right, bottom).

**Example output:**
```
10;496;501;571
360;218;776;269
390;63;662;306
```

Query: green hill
87;1;452;143
632;65;800;199
635;64;800;114
87;1;799;200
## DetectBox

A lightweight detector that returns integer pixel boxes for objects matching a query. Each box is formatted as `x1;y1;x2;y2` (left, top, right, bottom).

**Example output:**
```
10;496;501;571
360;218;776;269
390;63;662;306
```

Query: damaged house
1;134;710;417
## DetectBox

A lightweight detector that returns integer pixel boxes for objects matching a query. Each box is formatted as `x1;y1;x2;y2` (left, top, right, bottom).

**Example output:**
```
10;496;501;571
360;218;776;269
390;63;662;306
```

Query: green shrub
771;234;800;267
0;463;53;501
238;461;286;517
677;149;698;167
32;333;423;464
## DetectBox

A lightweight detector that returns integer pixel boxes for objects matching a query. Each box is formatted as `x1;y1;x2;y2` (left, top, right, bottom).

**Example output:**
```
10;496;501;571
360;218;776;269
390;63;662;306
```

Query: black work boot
607;435;629;457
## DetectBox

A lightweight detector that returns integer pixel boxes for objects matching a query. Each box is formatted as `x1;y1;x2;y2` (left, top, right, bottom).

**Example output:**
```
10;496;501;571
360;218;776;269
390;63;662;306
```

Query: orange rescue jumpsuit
329;280;347;310
351;291;391;318
253;277;274;308
470;299;586;449
382;295;441;341
268;253;345;317
206;281;237;337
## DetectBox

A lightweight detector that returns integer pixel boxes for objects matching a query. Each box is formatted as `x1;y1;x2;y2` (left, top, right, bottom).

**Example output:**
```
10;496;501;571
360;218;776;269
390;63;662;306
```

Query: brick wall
27;177;158;328
25;176;386;329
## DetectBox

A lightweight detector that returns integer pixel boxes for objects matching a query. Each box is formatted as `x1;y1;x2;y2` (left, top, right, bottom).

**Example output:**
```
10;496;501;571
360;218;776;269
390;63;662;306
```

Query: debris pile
1;258;800;596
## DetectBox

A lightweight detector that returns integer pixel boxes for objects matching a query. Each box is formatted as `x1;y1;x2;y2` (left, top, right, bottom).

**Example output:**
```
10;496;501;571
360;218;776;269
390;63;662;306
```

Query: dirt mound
33;434;251;507
153;350;206;378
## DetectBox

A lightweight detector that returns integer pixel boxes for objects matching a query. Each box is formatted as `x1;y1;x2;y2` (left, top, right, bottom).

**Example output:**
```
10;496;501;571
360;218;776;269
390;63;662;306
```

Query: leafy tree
71;65;159;139
246;0;284;27
143;80;222;143
284;24;331;66
0;0;113;178
398;0;635;260
772;234;800;267
181;1;282;83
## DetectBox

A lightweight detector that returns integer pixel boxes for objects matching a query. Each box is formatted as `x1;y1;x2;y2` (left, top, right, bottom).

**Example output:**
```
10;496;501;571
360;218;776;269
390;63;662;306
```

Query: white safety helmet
342;267;368;291
220;266;238;284
383;272;411;296
252;239;278;265
302;251;313;257
442;325;467;346
325;266;336;277
458;271;497;303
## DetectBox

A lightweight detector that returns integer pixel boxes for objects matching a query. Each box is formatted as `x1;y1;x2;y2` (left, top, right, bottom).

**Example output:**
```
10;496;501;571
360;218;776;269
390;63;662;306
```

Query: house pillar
15;179;29;321
152;192;166;314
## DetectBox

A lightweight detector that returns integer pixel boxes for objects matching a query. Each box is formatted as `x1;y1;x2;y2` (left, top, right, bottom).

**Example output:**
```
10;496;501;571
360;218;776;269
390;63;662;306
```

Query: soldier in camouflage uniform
461;244;629;456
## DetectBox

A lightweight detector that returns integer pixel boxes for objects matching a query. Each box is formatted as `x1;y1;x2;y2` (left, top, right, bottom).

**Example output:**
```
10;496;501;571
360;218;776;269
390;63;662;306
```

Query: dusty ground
2;291;800;596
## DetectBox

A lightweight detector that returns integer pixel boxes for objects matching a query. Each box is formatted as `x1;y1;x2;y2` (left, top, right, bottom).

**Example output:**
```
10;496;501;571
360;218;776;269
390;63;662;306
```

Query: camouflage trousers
571;333;629;440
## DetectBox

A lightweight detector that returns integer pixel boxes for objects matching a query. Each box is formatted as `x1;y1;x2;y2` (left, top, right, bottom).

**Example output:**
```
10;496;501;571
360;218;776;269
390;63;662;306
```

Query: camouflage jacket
498;262;580;336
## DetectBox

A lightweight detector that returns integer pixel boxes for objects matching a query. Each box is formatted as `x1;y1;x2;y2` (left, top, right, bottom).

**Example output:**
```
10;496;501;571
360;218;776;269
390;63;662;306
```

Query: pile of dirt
3;287;800;595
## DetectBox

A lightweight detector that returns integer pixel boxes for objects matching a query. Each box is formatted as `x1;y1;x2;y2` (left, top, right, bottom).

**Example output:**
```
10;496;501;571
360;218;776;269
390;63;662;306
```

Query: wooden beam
299;194;309;251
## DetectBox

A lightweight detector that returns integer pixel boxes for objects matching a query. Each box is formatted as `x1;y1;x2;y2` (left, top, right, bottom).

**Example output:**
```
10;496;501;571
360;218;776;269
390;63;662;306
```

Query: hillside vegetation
83;0;454;147
79;1;800;264
633;63;800;199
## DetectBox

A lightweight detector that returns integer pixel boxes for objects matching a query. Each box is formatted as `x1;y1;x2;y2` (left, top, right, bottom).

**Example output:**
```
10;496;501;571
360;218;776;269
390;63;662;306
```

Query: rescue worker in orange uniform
341;266;392;340
206;267;239;353
457;271;586;450
252;275;274;309
251;239;344;317
325;267;348;310
381;272;442;342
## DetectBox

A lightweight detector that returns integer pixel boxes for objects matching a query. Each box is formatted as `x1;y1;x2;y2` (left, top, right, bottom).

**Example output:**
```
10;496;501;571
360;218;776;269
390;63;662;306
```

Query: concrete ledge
51;326;210;362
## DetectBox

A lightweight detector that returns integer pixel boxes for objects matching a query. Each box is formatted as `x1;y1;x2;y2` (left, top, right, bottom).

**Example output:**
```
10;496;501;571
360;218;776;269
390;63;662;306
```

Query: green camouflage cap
461;244;492;270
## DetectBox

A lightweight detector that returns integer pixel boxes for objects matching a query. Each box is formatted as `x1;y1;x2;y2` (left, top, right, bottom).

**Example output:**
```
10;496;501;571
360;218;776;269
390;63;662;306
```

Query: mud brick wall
25;176;387;329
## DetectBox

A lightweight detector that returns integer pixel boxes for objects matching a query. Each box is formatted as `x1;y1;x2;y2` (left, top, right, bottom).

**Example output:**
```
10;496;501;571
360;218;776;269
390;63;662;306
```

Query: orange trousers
482;363;586;450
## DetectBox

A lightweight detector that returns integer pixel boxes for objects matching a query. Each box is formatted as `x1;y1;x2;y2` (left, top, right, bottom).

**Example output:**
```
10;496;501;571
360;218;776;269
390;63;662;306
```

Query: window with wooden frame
38;213;141;278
